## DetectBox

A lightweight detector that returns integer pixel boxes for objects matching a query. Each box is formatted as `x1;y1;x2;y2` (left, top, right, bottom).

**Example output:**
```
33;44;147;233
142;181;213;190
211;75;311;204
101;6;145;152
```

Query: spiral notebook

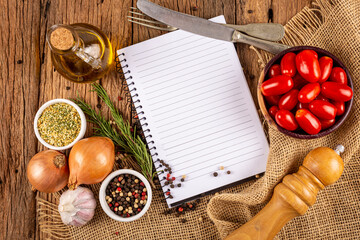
117;16;269;207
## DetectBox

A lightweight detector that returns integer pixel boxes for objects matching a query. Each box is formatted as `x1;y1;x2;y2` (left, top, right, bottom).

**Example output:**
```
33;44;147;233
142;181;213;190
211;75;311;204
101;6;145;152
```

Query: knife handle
232;30;290;54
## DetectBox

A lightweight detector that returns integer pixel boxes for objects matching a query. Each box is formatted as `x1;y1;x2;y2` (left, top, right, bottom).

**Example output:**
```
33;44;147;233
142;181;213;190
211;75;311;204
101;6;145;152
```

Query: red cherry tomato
330;100;345;116
268;106;279;119
297;102;309;109
278;89;299;110
298;83;320;103
321;82;353;102
280;52;297;77
292;74;308;89
318;56;333;83
330;67;347;85
295;50;321;82
309;50;318;59
261;75;294;96
295;109;321;135
268;64;281;78
309;100;337;120
275;110;298;131
315;93;329;102
264;95;281;106
320;118;336;130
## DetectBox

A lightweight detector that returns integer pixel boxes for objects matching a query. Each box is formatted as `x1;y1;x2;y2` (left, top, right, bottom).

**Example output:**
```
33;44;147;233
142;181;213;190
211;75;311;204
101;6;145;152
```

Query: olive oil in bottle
47;23;113;83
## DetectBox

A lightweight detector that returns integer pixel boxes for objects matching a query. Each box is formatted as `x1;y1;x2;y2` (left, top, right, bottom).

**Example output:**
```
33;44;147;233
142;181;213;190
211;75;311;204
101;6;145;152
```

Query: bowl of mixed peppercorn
99;169;152;222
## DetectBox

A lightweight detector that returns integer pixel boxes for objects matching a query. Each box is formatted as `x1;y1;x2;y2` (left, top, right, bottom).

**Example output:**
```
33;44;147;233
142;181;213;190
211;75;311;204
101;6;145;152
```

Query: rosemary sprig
73;84;155;188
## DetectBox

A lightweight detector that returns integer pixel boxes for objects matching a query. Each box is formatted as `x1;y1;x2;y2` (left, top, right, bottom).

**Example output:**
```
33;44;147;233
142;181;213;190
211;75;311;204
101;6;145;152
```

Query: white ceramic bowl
99;169;152;222
34;99;87;150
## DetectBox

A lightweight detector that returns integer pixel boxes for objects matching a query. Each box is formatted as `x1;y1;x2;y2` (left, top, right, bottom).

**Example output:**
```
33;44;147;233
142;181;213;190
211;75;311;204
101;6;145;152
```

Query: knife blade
137;0;235;42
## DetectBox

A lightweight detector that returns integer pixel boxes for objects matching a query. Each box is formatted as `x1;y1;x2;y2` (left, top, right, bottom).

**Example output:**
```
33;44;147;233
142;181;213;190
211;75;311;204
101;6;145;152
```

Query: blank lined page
117;16;269;207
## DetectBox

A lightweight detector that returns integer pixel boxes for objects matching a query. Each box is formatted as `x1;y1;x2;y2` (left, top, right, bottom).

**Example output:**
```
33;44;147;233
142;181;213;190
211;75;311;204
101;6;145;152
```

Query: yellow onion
68;137;115;189
27;150;69;193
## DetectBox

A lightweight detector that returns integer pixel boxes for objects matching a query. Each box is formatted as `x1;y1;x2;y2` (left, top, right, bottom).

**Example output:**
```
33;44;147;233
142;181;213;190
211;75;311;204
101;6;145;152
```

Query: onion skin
27;150;69;193
68;137;115;189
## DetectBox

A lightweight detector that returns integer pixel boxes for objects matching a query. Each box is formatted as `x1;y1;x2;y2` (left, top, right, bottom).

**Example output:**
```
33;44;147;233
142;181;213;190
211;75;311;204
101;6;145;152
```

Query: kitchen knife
137;0;290;54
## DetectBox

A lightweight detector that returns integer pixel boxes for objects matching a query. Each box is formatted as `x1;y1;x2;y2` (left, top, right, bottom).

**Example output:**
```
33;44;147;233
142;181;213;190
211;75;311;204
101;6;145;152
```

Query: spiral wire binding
115;53;160;165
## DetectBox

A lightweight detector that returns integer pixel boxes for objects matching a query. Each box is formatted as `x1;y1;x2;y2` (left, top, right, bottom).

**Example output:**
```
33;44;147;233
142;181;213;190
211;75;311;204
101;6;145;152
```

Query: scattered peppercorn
177;183;181;187
227;170;231;174
248;9;253;13
181;178;185;182
213;172;218;177
96;104;102;109
17;60;23;64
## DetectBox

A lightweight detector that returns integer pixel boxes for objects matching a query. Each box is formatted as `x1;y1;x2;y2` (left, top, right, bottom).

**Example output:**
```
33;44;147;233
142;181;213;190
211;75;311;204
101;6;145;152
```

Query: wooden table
0;0;311;239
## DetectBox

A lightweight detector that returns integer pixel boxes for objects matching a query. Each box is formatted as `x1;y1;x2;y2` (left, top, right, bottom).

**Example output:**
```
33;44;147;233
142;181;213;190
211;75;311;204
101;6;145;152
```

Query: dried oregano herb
37;103;81;147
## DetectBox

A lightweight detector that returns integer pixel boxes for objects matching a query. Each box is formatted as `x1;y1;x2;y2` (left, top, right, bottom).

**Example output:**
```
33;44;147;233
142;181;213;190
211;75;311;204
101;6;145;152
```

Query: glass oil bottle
46;23;113;83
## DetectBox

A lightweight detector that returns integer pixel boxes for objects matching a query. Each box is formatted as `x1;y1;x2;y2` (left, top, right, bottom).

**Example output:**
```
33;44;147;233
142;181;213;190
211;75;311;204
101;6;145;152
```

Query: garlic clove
76;208;95;221
70;216;86;227
75;199;97;209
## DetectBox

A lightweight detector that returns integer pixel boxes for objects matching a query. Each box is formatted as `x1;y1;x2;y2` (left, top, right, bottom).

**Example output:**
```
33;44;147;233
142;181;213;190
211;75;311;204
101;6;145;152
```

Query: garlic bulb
58;187;96;227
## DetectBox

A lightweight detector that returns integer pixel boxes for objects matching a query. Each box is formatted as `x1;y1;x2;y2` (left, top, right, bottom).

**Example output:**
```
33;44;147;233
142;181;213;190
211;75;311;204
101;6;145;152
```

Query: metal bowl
257;46;353;139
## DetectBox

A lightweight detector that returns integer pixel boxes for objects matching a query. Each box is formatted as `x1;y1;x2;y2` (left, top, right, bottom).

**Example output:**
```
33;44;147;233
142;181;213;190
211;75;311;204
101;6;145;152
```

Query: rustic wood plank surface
0;0;311;239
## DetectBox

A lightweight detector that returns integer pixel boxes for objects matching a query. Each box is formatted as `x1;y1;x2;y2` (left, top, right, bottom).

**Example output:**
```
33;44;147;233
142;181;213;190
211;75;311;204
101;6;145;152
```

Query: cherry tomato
292;74;308;89
275;110;298;131
280;52;297;77
264;95;281;106
295;50;321;82
295;109;321;135
318;56;333;83
320;118;336;130
330;67;347;85
268;106;279;119
297;102;309;109
298;83;320;103
278;89;299;110
321;82;353;102
315;93;329;102
330;100;345;116
268;64;281;78
261;75;294;96
309;100;337;120
309;50;318;59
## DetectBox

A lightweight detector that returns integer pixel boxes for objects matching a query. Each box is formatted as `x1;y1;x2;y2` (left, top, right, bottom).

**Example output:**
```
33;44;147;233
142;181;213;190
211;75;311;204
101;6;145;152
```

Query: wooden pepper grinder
225;145;345;240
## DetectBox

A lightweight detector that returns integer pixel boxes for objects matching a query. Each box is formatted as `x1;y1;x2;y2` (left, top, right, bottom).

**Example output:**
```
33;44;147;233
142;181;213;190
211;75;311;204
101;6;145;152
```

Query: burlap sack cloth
37;0;360;239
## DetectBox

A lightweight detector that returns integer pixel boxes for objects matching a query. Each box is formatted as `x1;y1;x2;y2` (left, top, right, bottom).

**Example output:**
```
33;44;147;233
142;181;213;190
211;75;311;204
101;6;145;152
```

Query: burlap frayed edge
207;0;345;238
37;196;72;240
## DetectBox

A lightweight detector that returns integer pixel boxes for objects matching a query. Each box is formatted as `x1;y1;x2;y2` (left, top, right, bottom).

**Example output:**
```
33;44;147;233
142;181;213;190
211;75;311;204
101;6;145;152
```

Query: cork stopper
50;27;74;51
